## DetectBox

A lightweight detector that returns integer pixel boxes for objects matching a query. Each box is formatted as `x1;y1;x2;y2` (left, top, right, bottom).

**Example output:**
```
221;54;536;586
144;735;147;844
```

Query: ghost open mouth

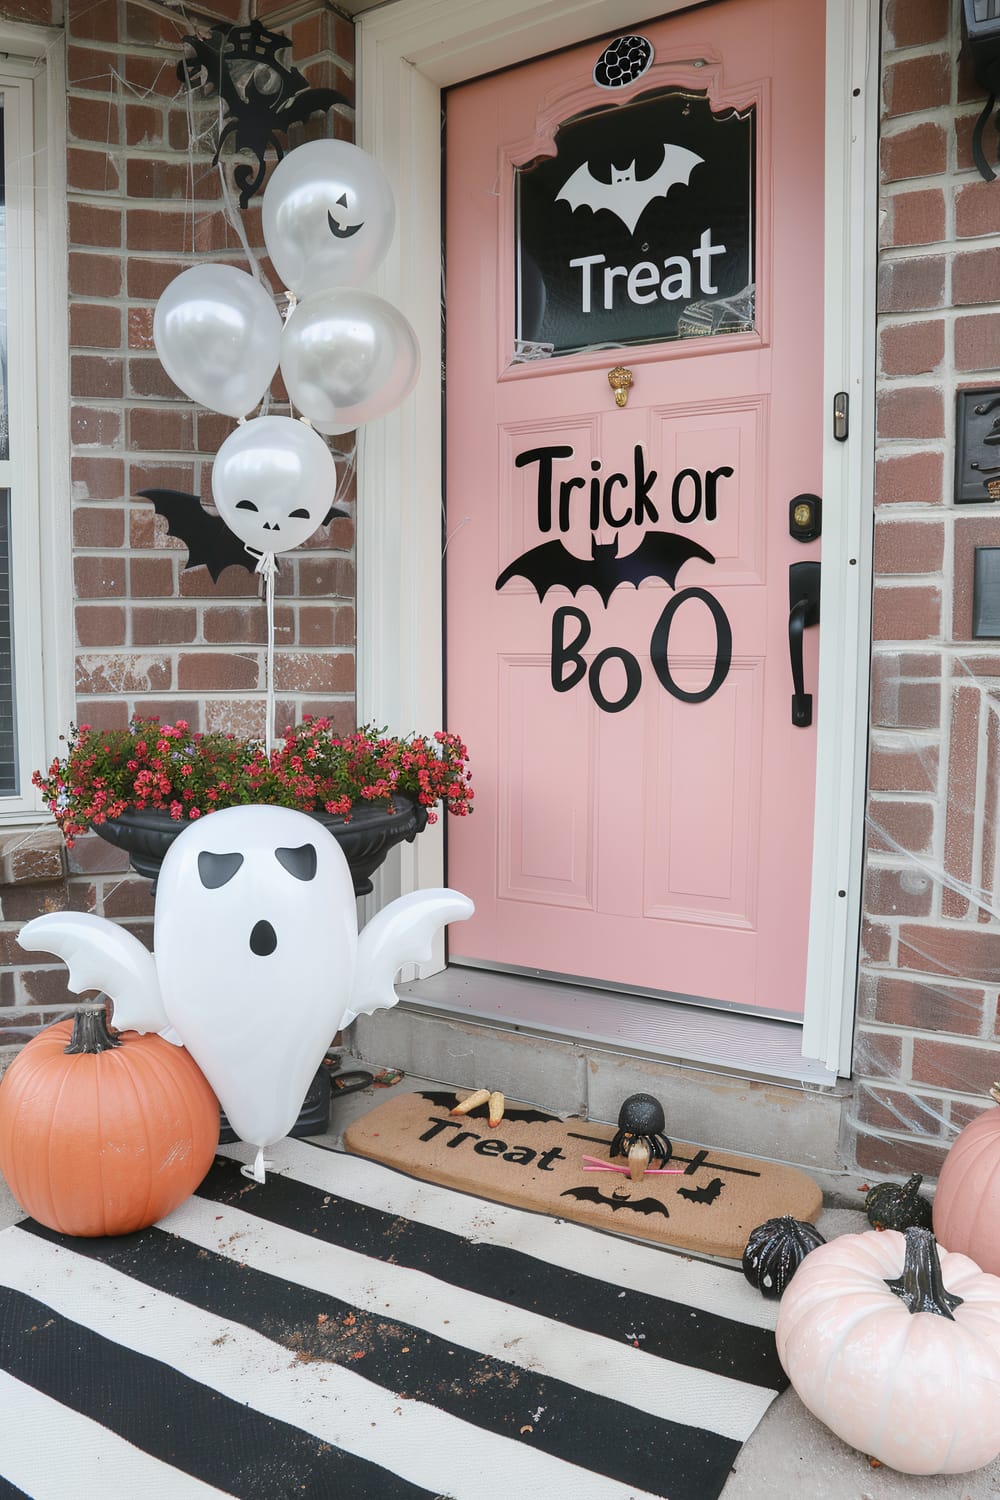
249;919;278;957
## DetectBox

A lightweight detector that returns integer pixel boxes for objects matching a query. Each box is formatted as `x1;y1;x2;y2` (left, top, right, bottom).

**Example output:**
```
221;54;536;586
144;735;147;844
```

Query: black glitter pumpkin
865;1172;933;1232
742;1215;826;1298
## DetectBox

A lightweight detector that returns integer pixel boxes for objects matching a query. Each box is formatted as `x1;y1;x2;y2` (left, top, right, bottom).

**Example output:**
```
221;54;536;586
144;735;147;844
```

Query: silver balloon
211;416;337;556
261;139;396;295
280;289;420;431
153;265;281;419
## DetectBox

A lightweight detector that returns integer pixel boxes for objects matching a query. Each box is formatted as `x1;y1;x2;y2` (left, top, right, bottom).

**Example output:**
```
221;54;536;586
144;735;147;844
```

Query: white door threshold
398;966;840;1089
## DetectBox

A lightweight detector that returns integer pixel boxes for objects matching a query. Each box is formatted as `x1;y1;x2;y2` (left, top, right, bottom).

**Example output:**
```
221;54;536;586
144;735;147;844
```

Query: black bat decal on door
561;1185;670;1218
496;531;714;608
138;489;347;583
556;144;703;234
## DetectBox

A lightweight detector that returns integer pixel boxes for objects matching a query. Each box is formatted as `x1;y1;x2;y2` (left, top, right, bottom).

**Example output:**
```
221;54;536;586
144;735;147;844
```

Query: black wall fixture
961;0;1000;180
178;19;349;209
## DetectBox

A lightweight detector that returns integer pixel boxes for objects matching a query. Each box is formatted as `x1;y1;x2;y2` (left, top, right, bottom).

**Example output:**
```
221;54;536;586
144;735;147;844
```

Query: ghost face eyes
276;843;317;881
233;499;313;535
198;851;244;889
196;844;317;889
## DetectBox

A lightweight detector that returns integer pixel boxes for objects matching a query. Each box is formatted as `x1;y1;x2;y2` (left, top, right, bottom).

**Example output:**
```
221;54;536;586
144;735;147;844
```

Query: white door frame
356;0;878;1077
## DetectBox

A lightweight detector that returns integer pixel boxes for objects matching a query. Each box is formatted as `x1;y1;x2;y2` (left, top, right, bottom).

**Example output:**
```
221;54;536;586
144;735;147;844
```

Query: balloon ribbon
248;548;278;756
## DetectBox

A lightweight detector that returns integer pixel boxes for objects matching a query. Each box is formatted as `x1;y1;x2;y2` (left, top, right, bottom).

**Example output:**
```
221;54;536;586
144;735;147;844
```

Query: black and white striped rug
0;1138;787;1500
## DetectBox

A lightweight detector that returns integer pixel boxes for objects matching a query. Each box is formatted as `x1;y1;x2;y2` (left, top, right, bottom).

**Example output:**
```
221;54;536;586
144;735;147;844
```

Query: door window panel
515;90;756;357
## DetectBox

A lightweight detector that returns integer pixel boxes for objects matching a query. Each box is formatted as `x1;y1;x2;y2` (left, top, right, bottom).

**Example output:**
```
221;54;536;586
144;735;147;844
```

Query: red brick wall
0;0;356;1051
849;0;1000;1176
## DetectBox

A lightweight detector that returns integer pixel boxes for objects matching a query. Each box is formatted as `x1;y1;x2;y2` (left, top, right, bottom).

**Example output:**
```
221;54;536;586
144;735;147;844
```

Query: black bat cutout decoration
178;20;350;209
138;490;348;584
677;1177;725;1206
561;1185;670;1218
417;1090;558;1125
496;531;715;607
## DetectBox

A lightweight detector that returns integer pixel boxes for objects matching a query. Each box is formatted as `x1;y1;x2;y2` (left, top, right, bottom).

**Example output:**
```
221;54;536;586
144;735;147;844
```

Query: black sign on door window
515;91;755;358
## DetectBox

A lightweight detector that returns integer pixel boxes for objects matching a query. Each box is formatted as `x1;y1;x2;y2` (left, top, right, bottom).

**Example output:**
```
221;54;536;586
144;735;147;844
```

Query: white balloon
281;289;420;431
262;139;395;294
211;415;337;556
153;265;281;419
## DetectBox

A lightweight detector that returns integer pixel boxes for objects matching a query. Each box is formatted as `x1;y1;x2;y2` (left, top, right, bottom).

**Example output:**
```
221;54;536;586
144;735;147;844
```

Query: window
0;26;70;819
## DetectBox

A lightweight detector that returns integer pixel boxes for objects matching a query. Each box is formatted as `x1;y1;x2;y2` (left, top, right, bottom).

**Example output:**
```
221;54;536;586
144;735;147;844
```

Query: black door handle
788;561;821;727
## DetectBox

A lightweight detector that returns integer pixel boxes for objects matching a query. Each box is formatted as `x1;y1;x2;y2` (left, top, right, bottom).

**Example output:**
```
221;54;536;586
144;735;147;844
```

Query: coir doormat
0;1138;789;1500
344;1089;822;1260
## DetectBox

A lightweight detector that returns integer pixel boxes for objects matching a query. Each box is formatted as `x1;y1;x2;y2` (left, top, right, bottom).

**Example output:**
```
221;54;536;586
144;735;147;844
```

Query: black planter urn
92;796;429;895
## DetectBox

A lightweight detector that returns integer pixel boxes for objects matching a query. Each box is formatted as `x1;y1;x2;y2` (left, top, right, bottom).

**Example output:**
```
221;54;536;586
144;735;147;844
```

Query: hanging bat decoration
178;20;350;209
561;1185;670;1218
557;144;703;235
137;489;348;583
677;1177;725;1206
496;530;715;607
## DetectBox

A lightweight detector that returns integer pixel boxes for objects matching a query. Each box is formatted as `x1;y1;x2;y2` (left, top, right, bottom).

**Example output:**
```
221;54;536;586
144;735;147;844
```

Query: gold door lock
607;365;633;407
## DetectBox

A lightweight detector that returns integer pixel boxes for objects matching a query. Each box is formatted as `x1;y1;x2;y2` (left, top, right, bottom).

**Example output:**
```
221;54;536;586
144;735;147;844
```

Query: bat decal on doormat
496;531;715;608
556;144;703;235
677;1177;724;1206
417;1091;558;1125
561;1185;670;1218
137;489;348;582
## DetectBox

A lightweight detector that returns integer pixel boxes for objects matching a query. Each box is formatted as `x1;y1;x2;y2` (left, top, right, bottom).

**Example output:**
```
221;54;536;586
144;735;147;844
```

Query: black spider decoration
608;1092;673;1166
178;19;350;209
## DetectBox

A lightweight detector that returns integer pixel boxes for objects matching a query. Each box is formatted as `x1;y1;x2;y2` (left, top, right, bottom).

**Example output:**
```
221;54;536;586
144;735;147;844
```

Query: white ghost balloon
153;264;282;419
262;139;396;295
211;415;338;556
20;805;474;1183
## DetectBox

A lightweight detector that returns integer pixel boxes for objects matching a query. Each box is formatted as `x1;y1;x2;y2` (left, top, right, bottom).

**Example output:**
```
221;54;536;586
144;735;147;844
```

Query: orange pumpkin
0;1006;219;1236
933;1083;1000;1277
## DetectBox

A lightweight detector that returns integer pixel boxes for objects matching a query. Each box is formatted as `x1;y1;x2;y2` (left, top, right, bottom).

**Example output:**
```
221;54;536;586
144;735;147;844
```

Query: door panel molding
357;0;877;1075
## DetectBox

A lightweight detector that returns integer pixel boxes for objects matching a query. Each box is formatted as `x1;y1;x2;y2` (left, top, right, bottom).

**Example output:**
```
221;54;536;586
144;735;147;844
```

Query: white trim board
356;0;878;1078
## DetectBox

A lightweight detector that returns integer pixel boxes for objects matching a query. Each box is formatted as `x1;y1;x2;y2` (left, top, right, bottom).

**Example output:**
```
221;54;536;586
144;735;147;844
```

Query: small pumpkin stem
64;1005;121;1055
884;1227;964;1318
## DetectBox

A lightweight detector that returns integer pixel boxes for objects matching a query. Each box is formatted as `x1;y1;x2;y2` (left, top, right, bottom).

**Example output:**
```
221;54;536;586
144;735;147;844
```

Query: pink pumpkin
775;1227;1000;1474
933;1086;1000;1276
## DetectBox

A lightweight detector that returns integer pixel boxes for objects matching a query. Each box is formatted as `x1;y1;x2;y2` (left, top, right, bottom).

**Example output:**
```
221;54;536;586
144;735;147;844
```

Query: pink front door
444;0;825;1017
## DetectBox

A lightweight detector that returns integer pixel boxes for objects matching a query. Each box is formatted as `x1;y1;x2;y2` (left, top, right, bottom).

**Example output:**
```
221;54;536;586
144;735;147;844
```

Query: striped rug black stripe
0;1285;435;1500
0;1140;787;1500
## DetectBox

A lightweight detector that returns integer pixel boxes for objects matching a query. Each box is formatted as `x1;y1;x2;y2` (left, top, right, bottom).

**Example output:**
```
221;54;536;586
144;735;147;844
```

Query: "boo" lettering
551;592;733;713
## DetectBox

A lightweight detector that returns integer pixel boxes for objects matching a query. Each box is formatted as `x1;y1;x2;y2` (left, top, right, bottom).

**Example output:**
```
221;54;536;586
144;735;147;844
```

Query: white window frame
0;24;71;822
356;0;878;1078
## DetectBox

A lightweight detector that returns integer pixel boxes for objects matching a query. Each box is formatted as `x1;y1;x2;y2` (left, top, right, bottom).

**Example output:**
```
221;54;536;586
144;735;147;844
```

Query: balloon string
247;548;278;756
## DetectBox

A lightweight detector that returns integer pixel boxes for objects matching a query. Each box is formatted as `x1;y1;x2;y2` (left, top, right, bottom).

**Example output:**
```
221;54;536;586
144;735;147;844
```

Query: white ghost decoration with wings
20;805;473;1182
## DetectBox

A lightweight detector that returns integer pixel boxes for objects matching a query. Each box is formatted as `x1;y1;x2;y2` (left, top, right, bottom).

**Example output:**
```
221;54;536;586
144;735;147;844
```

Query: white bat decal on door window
556;144;703;235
